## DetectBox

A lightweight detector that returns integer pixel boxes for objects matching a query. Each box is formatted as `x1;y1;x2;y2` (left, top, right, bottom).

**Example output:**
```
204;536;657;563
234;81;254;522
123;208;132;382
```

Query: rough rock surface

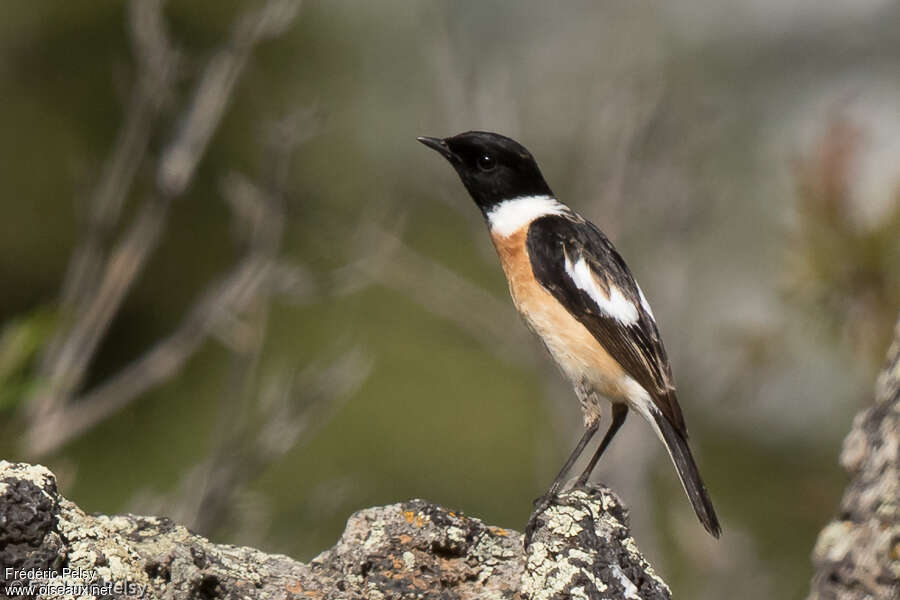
0;461;669;599
522;489;669;600
808;315;900;600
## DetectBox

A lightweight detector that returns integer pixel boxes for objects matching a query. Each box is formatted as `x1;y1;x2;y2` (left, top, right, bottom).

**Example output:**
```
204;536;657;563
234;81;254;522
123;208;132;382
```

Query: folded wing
525;214;686;434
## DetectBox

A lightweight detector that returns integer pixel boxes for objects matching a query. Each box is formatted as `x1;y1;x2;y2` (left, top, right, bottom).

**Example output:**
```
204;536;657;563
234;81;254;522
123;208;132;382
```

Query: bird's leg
574;403;627;487
524;421;599;546
537;420;600;502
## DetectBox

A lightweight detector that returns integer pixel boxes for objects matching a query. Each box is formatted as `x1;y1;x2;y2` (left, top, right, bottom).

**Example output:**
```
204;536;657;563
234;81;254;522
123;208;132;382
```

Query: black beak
417;136;457;162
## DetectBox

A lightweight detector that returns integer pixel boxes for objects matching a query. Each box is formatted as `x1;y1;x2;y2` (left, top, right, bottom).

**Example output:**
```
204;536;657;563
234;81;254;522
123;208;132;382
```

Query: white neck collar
486;195;568;237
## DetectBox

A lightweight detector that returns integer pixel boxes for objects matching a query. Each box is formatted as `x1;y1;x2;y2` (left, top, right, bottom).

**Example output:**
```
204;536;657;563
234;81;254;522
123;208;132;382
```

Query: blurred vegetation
788;116;900;370
0;2;898;599
0;309;57;411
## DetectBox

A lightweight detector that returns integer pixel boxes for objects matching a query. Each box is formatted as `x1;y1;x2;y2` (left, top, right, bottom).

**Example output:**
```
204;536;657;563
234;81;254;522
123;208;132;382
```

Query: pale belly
510;274;629;401
490;228;634;424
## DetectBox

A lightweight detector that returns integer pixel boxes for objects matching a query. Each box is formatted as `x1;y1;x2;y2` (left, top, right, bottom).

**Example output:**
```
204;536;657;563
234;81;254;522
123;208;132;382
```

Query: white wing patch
487;195;568;237
564;252;639;324
636;283;655;319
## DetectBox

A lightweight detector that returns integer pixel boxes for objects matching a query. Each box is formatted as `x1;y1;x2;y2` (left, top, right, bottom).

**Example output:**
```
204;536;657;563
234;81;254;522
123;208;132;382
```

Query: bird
417;131;721;545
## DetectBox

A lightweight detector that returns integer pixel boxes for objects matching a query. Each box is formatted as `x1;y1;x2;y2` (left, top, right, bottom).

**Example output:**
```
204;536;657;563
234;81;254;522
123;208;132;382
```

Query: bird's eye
477;154;496;171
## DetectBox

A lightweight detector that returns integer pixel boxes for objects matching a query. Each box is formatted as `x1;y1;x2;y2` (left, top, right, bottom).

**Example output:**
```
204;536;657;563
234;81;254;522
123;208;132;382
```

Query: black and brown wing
525;213;684;433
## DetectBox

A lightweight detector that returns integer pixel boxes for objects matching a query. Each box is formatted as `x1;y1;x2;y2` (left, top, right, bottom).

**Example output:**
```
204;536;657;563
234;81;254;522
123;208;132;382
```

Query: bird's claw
524;492;556;547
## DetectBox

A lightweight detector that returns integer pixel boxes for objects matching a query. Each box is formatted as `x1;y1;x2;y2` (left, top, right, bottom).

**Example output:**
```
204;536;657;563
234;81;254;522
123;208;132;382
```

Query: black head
417;131;553;211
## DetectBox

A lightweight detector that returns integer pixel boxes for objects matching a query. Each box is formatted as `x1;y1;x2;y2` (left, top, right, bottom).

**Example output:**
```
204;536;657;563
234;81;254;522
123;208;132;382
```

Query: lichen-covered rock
308;499;523;599
808;315;900;600
0;463;65;596
0;460;667;599
522;488;669;600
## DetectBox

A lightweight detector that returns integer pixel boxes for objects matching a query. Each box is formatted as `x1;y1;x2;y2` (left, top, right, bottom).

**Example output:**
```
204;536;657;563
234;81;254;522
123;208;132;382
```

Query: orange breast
490;228;629;414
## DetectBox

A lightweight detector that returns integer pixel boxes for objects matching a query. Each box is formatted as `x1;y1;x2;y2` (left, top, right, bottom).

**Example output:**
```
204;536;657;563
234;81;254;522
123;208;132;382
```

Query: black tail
653;411;722;538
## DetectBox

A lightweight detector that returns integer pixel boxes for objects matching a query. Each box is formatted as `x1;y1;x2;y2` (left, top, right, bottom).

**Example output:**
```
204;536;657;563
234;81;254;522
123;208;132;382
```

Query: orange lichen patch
435;556;477;587
286;580;322;598
381;558;429;587
489;526;508;537
401;509;426;527
437;557;457;574
397;534;412;544
405;576;429;589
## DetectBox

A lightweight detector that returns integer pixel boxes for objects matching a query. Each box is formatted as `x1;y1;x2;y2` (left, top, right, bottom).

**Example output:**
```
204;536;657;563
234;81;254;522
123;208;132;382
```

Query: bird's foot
524;492;557;547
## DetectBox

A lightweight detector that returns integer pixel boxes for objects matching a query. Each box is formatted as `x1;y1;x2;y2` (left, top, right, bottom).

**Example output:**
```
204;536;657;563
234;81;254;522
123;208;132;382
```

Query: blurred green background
1;1;899;598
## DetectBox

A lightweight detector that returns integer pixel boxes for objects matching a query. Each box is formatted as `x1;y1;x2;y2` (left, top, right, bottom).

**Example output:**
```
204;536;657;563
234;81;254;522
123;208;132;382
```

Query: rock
807;315;900;600
522;488;669;600
0;461;668;599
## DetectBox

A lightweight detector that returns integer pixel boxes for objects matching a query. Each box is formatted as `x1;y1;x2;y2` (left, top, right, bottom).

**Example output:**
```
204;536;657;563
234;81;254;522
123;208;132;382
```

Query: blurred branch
36;0;179;417
25;0;302;455
32;195;170;423
156;0;301;197
807;312;900;600
27;109;316;458
142;110;366;538
26;252;281;456
55;0;179;316
142;348;371;537
333;222;535;367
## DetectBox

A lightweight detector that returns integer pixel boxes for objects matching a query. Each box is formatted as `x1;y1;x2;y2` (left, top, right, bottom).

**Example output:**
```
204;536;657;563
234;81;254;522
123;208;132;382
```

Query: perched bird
418;131;721;544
